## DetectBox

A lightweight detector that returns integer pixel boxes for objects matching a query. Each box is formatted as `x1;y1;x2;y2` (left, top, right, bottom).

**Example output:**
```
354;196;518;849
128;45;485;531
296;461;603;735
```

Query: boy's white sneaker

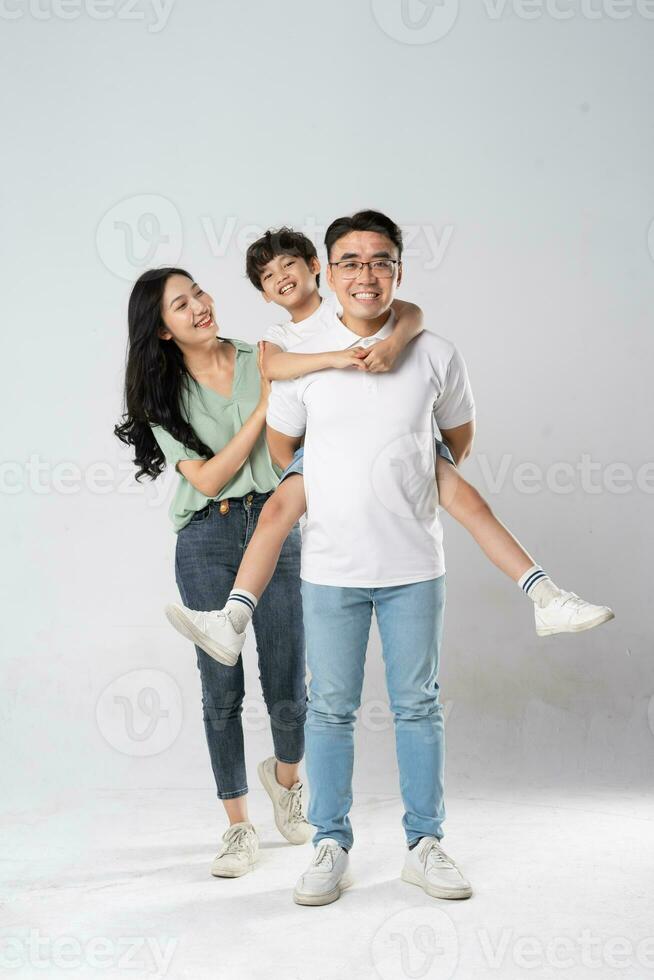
293;839;352;906
165;603;245;666
401;836;472;900
257;757;313;845
535;592;615;637
211;821;259;878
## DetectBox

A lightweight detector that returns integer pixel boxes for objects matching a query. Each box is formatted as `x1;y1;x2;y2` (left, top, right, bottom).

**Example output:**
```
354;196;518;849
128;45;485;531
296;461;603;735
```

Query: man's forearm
266;424;302;469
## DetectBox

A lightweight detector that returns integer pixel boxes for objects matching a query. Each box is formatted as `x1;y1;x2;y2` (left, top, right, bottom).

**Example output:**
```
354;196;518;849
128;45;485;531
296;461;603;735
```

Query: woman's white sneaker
534;592;615;637
293;839;352;906
402;837;472;900
165;603;245;666
257;757;313;844
211;821;259;877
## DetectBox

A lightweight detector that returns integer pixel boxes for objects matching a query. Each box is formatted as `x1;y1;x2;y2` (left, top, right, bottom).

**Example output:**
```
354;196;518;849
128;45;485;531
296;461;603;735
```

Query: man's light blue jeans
301;575;447;850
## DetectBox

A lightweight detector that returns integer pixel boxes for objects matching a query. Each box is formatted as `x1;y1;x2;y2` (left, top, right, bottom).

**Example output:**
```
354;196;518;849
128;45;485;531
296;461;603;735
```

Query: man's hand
354;336;400;373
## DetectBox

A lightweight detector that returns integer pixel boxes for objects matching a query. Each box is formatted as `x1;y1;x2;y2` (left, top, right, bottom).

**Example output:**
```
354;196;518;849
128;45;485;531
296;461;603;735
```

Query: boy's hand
330;347;369;371
354;336;400;373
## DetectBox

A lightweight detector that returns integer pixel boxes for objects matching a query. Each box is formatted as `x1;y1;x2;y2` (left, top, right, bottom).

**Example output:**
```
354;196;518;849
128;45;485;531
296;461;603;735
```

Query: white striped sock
517;565;560;608
225;590;258;633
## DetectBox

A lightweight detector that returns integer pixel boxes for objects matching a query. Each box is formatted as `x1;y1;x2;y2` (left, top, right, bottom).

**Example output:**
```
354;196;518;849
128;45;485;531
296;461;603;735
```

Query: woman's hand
257;341;272;411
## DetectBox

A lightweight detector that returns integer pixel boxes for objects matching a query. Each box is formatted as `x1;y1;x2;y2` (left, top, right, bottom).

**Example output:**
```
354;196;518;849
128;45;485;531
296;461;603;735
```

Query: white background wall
2;0;652;808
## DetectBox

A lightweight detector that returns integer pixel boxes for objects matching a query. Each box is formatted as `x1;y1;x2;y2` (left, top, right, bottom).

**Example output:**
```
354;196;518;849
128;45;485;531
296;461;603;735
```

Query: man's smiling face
326;230;402;321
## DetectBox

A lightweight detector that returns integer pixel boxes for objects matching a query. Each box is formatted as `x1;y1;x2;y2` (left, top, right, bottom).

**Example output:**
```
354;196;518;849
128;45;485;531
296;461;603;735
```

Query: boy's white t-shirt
262;295;341;352
266;306;476;588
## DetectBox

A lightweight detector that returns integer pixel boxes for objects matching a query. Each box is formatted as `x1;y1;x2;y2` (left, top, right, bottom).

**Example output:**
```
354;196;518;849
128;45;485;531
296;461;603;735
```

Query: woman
115;267;310;880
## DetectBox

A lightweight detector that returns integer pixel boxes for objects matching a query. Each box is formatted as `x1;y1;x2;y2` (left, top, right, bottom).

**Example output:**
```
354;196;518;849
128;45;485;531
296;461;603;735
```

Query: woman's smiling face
159;274;216;346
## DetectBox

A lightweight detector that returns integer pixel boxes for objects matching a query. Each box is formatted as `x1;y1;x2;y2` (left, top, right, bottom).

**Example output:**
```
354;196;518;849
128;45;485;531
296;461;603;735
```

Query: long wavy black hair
114;267;214;481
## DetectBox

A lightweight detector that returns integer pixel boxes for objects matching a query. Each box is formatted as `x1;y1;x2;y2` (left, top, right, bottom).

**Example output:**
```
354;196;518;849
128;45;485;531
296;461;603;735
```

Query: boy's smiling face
259;252;321;312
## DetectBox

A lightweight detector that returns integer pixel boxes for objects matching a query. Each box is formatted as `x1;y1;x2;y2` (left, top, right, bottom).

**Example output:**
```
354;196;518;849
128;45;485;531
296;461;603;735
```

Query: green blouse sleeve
150;424;204;467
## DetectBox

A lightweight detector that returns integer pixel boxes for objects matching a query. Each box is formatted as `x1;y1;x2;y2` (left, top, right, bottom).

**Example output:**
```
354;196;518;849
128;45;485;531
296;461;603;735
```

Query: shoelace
222;826;253;854
281;786;306;825
206;609;230;626
422;840;456;872
557;591;587;611
312;843;337;871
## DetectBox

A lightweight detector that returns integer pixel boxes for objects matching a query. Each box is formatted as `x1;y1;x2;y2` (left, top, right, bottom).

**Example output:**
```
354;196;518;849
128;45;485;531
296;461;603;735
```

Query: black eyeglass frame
328;258;401;277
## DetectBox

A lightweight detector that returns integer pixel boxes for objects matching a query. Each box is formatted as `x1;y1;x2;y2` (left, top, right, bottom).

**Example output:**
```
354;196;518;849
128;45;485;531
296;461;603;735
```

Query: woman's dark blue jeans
174;491;306;800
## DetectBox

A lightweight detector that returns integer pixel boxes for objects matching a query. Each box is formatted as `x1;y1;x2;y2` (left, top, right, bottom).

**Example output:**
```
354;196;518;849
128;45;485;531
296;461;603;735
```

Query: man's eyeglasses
329;259;399;280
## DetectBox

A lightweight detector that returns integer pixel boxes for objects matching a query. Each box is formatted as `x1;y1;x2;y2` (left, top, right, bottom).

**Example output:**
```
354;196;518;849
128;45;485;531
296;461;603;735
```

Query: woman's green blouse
150;339;281;532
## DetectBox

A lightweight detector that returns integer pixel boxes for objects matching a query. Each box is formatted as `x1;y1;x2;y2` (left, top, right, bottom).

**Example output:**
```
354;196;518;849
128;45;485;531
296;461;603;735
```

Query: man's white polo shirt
266;308;476;588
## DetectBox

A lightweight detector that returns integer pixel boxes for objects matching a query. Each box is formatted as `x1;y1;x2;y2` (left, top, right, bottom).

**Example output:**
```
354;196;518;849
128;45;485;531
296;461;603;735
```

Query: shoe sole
211;856;259;878
165;604;240;667
401;867;472;900
536;609;615;637
293;872;353;906
257;760;313;845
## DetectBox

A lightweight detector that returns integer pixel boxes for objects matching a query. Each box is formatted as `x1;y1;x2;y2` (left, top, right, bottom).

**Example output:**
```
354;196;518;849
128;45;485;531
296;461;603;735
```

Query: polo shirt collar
329;308;397;349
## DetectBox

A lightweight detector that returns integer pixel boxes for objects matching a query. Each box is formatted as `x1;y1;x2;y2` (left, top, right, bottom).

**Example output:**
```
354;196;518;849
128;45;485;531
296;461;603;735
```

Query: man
266;209;476;905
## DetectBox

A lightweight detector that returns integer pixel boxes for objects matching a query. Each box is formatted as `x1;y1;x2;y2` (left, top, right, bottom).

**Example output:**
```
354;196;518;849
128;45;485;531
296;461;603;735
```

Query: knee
307;691;360;728
269;696;307;732
445;478;493;522
390;691;443;723
258;493;296;531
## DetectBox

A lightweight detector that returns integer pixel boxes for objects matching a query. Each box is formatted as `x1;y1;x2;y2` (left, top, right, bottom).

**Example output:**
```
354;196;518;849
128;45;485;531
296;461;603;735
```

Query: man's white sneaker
165;603;245;666
257;757;313;845
535;591;615;637
293;839;352;906
402;836;472;900
211;821;259;878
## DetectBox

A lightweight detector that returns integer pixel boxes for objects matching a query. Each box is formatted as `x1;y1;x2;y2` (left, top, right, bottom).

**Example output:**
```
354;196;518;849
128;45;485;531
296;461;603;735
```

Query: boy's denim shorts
278;438;455;486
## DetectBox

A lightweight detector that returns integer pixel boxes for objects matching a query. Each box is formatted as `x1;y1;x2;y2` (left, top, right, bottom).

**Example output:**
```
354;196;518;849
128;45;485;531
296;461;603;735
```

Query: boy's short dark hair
324;209;404;261
245;227;320;291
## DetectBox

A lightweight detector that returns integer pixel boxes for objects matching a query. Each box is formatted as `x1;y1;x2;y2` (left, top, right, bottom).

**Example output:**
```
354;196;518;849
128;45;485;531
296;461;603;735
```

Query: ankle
275;760;299;790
